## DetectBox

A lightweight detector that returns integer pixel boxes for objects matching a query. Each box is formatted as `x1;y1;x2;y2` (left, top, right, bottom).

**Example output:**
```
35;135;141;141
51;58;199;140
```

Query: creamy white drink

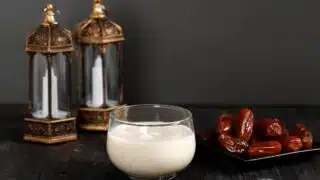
107;124;196;178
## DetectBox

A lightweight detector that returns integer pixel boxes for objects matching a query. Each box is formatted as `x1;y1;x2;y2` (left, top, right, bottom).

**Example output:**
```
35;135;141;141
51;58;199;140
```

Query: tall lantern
75;0;125;131
24;4;77;144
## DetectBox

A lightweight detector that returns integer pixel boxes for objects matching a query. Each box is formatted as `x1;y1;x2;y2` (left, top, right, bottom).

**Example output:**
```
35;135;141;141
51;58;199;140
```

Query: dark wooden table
1;105;320;180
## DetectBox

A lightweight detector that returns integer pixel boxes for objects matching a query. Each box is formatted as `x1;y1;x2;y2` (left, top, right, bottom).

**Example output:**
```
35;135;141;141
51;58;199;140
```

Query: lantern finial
42;4;57;25
75;0;124;44
25;3;73;53
90;0;106;19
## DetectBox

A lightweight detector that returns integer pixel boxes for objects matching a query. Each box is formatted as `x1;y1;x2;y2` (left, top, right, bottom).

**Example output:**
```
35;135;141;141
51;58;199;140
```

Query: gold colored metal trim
78;105;126;131
24;3;74;53
42;4;58;26
79;105;123;112
23;134;77;144
79;124;108;131
23;117;77;144
75;0;124;44
76;36;125;45
24;117;75;123
90;0;106;19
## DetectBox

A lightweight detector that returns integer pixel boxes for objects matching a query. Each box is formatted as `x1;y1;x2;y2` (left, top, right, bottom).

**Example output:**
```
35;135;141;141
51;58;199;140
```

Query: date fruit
216;113;233;135
248;141;282;157
293;124;313;149
283;136;303;152
235;108;254;141
255;118;283;137
218;134;248;154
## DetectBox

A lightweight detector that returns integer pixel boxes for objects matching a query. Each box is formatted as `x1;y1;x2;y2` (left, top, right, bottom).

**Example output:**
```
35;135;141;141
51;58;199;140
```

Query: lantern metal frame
24;4;77;144
75;0;125;131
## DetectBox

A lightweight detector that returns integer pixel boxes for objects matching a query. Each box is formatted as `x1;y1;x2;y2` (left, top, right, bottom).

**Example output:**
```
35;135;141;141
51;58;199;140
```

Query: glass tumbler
107;104;196;180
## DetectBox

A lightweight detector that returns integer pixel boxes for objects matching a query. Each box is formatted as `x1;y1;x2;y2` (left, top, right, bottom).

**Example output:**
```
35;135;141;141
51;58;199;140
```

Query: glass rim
110;104;193;126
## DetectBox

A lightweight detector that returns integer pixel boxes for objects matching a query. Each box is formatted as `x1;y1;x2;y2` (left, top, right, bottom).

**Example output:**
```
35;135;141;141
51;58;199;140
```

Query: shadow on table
0;118;24;143
42;158;127;180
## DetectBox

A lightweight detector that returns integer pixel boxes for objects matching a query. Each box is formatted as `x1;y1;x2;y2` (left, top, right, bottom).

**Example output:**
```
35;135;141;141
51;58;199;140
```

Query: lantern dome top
75;0;125;44
25;4;74;53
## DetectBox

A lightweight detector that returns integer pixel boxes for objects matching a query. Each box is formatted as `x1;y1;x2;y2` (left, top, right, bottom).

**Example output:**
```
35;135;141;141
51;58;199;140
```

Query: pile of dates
200;108;313;158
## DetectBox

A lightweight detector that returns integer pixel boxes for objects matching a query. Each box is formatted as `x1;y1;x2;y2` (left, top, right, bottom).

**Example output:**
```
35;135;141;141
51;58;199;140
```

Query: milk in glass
107;124;196;178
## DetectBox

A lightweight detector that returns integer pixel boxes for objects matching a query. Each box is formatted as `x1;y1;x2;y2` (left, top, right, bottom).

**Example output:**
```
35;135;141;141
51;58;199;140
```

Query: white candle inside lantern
42;70;49;116
32;67;67;119
86;55;104;108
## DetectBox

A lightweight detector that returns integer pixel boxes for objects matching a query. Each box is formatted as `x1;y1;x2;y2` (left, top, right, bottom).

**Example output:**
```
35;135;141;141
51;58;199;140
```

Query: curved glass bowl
107;104;196;180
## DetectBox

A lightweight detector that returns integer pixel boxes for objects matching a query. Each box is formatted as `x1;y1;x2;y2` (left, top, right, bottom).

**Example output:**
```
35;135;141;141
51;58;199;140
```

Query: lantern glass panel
84;45;104;108
30;53;70;119
51;53;71;118
82;43;122;108
31;53;48;119
104;43;120;106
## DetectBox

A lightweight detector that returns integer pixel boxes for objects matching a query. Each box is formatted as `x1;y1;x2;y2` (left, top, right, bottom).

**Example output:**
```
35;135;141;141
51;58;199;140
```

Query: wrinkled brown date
255;118;283;137
247;141;282;157
283;136;303;152
218;134;248;154
235;108;254;141
216;113;233;135
293;124;313;149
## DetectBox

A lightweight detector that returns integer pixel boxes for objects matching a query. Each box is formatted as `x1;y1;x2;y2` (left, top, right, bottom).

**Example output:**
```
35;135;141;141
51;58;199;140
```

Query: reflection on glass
83;43;121;108
31;53;69;119
51;53;70;118
31;53;46;118
105;43;119;106
84;45;104;108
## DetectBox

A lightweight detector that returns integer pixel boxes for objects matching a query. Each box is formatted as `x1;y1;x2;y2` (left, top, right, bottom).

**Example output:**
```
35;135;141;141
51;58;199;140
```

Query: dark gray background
4;0;320;105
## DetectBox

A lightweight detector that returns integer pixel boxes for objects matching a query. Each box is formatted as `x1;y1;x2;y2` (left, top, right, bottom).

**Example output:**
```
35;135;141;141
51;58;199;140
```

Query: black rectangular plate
197;136;320;162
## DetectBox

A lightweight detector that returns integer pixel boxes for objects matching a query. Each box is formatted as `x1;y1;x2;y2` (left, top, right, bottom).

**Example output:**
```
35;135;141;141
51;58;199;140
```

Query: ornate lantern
24;4;77;144
75;0;125;131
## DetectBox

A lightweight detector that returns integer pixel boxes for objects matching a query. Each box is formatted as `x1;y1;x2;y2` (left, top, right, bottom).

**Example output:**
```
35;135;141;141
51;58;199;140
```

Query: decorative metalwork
75;0;125;131
78;105;124;131
25;4;73;53
23;4;77;144
75;0;125;44
24;118;77;144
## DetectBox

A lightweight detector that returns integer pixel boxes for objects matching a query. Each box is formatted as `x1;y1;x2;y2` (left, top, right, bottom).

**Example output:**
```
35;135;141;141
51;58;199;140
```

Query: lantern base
23;117;77;144
78;105;125;131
